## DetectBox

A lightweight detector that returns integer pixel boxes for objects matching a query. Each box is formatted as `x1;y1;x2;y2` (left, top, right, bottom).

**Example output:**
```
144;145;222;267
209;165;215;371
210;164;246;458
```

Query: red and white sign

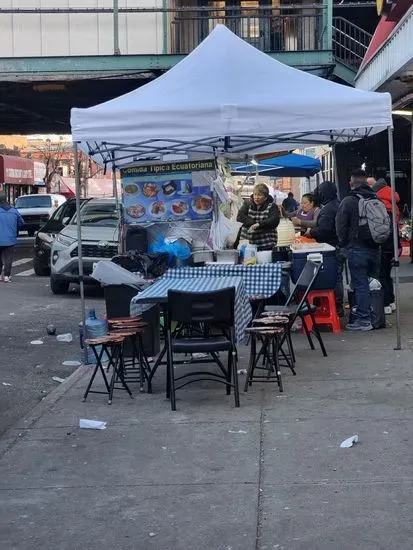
0;155;34;185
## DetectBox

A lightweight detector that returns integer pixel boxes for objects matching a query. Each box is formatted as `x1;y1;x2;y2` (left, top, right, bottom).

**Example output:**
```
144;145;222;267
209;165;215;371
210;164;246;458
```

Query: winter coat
0;202;24;246
335;183;380;250
373;178;400;221
282;196;299;214
309;181;340;246
373;178;400;253
237;195;280;250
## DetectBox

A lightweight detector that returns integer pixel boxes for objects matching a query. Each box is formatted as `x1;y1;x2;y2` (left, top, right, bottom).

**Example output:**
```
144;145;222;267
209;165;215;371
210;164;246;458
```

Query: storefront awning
0;155;34;185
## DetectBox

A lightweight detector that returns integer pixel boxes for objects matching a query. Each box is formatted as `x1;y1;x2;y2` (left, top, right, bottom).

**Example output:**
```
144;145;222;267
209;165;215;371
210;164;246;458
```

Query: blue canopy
231;153;321;178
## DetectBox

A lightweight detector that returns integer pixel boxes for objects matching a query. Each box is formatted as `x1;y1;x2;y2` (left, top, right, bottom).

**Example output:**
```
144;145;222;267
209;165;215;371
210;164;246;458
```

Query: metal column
387;126;401;350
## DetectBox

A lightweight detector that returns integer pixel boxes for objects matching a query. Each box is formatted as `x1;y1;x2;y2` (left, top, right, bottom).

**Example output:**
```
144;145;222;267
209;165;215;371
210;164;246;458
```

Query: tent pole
73;142;86;341
387;126;401;350
111;152;123;253
332;144;339;187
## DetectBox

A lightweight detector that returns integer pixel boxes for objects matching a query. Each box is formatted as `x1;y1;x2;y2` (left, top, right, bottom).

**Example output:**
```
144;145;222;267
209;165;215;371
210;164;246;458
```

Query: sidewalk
1;263;413;549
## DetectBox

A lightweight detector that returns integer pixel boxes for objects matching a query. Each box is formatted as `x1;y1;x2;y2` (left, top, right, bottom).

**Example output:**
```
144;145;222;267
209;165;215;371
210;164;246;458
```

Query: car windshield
71;201;118;227
15;196;52;208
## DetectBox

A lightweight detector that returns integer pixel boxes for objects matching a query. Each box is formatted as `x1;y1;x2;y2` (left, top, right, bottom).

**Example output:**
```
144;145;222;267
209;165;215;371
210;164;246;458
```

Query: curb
0;365;87;458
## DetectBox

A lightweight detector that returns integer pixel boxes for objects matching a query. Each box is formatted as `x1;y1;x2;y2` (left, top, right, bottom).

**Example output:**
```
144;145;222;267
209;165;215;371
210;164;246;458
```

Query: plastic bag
112;251;169;278
210;211;242;250
149;236;191;265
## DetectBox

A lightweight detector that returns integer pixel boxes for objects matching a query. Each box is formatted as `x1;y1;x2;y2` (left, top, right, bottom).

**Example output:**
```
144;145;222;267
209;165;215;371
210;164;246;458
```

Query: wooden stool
305;290;341;333
83;334;133;404
245;315;292;393
108;317;151;392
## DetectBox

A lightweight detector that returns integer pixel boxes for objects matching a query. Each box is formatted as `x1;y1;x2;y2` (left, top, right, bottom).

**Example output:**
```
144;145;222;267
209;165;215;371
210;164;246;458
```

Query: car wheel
50;275;69;295
33;256;50;277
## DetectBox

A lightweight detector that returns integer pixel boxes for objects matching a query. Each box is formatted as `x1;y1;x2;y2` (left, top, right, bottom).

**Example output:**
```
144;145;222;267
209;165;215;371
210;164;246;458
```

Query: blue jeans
347;246;380;323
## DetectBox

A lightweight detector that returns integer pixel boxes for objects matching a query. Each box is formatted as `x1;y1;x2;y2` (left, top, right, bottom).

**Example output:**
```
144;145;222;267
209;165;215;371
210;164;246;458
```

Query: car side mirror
62;217;70;226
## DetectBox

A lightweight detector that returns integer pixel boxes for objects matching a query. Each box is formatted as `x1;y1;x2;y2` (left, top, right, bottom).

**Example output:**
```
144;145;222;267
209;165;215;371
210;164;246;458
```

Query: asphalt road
0;237;104;436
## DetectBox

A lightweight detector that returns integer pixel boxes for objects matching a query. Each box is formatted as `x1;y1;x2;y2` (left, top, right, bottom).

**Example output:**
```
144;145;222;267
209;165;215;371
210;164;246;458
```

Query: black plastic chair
264;260;328;358
166;287;240;411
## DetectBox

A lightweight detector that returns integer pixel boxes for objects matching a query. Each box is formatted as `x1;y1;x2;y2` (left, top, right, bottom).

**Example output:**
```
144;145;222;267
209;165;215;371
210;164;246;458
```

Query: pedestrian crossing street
10;258;35;278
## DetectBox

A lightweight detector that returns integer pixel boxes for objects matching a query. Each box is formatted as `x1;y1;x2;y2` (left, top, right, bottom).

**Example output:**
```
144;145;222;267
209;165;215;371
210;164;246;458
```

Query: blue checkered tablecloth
131;276;252;342
164;264;282;299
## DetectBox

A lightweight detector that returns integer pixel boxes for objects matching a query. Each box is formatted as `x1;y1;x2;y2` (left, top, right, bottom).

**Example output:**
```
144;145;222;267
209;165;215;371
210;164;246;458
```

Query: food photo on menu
122;174;213;223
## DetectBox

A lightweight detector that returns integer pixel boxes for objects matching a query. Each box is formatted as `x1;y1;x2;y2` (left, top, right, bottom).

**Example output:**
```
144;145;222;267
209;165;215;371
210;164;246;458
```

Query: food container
290;243;337;290
276;217;296;247
215;249;239;264
256;250;272;264
192;250;214;265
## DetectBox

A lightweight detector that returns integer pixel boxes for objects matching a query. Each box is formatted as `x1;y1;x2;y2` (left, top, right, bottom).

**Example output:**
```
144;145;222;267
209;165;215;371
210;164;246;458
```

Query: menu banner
121;161;215;224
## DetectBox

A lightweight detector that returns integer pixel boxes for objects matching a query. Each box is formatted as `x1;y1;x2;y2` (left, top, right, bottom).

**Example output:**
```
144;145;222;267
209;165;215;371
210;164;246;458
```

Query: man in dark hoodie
336;169;380;331
309;180;344;315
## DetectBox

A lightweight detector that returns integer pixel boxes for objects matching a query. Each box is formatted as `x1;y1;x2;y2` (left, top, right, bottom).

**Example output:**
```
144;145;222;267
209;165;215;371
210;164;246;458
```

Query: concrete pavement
1;265;413;549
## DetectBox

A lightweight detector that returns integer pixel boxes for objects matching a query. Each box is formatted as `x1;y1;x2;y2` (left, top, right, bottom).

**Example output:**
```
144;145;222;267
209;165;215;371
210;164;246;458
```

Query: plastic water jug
80;310;108;364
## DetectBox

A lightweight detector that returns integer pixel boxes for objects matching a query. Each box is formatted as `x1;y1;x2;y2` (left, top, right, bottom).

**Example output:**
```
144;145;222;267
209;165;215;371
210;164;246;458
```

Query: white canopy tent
71;24;392;164
70;25;401;348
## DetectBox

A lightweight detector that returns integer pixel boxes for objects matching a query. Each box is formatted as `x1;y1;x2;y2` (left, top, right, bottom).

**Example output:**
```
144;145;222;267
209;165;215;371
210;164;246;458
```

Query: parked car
50;198;119;294
33;198;88;276
15;193;67;236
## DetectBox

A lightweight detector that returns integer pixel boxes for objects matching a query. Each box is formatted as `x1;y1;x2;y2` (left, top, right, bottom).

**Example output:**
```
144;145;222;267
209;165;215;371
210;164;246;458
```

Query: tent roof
70;25;392;166
231;153;321;178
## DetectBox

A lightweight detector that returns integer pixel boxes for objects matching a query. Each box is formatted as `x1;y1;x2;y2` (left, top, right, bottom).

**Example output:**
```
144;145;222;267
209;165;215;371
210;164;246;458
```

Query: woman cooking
237;184;280;250
290;193;320;234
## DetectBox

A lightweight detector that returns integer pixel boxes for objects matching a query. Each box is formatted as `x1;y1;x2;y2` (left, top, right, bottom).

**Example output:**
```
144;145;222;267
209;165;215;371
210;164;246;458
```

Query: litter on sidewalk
340;434;359;448
56;333;73;343
79;419;107;430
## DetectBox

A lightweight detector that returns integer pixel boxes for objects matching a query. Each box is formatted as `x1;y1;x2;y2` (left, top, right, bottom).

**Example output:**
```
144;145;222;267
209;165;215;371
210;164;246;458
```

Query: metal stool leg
82;345;111;402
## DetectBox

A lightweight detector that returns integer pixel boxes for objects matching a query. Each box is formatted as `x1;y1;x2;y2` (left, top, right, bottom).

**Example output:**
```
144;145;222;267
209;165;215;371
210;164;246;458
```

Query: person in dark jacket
310;181;340;246
336;169;380;331
237;184;280;251
372;177;400;314
282;192;299;214
0;191;24;282
309;181;345;315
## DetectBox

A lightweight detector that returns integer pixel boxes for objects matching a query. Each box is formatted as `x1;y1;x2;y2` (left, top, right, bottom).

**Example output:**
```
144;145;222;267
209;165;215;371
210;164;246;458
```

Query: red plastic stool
304;290;341;333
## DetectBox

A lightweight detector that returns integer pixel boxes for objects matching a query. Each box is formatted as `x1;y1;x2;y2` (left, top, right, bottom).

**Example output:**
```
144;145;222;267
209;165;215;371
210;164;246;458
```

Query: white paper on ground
30;340;44;345
62;360;82;367
79;419;107;430
52;376;66;383
56;333;73;343
340;434;359;448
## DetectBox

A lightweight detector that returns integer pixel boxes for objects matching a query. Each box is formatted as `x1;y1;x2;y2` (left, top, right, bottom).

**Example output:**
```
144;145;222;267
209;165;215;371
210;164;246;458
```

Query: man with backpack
336;169;390;331
371;177;400;314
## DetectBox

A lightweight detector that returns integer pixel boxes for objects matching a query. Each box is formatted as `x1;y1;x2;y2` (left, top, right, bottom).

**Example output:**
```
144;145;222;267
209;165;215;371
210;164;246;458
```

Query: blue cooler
291;244;337;290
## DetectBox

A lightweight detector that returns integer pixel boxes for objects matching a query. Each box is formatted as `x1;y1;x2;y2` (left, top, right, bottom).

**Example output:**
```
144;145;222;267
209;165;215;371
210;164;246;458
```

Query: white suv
50;198;119;294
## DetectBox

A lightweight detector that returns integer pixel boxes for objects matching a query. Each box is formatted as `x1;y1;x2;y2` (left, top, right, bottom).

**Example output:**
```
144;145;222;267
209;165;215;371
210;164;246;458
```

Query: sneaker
384;306;392;315
390;302;396;312
3;276;11;283
346;321;373;331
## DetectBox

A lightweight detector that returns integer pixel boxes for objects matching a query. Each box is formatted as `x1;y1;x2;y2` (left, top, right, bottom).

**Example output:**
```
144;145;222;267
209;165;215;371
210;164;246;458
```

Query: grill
70;244;117;259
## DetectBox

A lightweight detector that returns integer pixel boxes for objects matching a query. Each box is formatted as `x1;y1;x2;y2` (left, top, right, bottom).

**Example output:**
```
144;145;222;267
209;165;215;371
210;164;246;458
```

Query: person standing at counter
290;193;320;234
237;184;280;251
